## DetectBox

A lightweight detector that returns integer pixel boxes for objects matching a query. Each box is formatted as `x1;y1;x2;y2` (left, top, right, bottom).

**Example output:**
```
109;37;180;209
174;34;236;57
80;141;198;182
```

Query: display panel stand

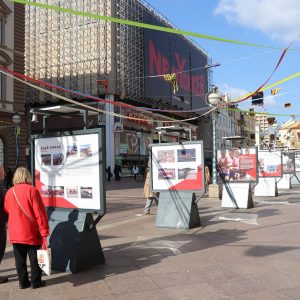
48;209;105;273
291;172;300;186
276;174;291;189
221;183;253;209
254;177;278;197
156;191;201;229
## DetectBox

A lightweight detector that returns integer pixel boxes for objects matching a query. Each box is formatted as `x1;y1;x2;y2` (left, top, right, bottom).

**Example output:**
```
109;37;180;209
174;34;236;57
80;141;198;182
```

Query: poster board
258;150;283;178
294;152;300;172
31;128;106;214
282;151;295;174
150;141;204;192
217;148;258;183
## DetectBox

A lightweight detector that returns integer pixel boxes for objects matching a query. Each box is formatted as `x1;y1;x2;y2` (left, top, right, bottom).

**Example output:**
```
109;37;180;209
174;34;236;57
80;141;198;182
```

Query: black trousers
13;244;42;286
0;223;6;263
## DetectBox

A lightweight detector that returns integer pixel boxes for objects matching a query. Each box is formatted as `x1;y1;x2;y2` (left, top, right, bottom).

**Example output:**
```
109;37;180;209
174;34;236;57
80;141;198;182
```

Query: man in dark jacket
0;164;8;283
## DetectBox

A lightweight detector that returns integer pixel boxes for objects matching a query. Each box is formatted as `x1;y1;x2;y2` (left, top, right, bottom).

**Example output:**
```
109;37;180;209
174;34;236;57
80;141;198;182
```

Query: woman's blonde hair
13;167;32;185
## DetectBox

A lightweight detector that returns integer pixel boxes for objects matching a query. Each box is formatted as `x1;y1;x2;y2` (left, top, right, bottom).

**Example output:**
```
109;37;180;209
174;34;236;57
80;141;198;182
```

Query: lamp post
136;131;142;164
206;86;222;185
12;112;21;167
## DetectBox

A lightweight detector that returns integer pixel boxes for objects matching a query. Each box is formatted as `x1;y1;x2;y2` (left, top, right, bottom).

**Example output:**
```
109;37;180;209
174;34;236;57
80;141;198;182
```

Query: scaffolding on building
25;0;209;109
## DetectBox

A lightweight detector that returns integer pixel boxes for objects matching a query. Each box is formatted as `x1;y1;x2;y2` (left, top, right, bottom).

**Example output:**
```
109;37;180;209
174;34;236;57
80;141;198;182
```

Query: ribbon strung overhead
11;0;290;50
163;73;178;94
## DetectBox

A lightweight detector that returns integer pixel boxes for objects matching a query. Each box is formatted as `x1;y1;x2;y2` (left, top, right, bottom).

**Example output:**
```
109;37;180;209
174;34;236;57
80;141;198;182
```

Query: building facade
0;1;26;170
25;0;210;175
278;119;300;150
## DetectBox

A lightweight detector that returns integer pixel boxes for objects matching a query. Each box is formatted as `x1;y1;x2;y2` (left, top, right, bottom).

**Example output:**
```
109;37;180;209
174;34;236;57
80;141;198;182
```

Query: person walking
143;163;159;215
0;164;8;284
106;166;113;181
132;165;139;181
4;167;49;289
114;164;121;181
205;165;210;191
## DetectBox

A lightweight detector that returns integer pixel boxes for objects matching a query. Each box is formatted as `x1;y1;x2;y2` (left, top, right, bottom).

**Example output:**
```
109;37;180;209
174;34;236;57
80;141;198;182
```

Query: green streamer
223;106;299;117
11;0;286;50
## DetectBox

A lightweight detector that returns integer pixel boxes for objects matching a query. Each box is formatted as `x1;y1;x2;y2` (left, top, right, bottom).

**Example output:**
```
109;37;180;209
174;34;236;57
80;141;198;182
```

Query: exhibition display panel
258;150;283;178
217;147;258;183
32;128;106;215
150;141;204;192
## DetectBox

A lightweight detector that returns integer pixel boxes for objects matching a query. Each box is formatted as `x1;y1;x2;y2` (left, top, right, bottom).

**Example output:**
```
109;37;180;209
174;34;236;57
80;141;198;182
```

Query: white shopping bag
37;248;52;276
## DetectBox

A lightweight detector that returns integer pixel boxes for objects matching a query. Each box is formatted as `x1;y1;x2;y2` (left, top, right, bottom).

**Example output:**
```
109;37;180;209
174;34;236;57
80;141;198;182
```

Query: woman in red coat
4;167;49;289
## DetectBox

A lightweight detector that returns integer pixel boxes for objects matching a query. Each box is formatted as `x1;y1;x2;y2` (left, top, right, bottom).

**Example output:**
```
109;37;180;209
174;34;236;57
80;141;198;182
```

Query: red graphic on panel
170;165;203;191
35;170;77;208
260;164;282;177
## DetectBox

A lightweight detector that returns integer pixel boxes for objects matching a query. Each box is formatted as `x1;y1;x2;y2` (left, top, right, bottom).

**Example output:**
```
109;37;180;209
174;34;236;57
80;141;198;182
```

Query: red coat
4;183;49;245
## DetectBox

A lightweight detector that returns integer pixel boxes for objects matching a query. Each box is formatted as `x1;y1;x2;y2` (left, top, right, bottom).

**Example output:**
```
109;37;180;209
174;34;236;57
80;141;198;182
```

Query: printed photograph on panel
158;168;176;180
41;154;51;166
178;167;197;179
282;152;295;174
81;187;93;199
67;144;78;157
80;144;92;157
41;186;53;197
295;153;300;172
53;153;64;165
66;187;79;198
177;149;196;162
53;186;65;197
157;150;175;163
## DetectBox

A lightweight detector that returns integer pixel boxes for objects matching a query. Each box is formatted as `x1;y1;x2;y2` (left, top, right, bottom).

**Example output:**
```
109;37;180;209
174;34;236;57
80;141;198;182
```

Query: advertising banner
217;148;258;183
295;152;300;172
282;151;295;174
258;150;283;177
144;10;208;110
150;141;204;192
32;129;105;213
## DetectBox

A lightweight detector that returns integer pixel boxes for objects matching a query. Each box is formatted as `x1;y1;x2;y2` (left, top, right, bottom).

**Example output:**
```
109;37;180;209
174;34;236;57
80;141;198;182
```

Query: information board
150;141;204;192
217;148;258;183
282;151;295;174
32;129;105;214
295;152;300;172
258;150;283;177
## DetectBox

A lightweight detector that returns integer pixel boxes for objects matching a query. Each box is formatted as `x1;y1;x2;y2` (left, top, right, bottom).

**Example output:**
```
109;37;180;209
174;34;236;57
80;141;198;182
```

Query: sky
145;0;300;125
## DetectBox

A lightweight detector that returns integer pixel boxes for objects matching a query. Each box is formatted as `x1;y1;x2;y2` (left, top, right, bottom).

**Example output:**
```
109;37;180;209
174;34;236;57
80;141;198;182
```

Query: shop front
114;110;154;177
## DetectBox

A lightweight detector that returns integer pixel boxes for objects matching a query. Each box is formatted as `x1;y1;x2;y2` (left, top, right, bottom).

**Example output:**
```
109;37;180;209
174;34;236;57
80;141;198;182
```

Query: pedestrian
132;165;139;181
114;164;122;181
106;166;113;181
4;167;49;289
0;163;8;284
143;162;159;215
205;165;210;190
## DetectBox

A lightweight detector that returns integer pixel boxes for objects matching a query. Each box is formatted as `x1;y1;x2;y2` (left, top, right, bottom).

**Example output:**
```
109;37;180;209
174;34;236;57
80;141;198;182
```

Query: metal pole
212;110;217;184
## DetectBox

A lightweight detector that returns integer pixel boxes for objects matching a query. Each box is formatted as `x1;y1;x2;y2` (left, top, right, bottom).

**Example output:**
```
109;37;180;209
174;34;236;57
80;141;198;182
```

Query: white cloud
219;83;248;100
214;0;300;42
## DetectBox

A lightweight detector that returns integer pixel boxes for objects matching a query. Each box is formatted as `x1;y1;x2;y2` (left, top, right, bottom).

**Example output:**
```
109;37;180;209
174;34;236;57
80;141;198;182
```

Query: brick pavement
0;178;300;299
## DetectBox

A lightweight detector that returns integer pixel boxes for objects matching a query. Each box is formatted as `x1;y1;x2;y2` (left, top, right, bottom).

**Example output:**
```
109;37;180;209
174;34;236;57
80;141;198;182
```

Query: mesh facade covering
25;0;111;103
25;0;208;104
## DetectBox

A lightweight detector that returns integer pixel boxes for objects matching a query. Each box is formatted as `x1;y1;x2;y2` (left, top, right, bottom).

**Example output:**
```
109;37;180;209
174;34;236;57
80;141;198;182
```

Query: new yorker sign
144;10;208;110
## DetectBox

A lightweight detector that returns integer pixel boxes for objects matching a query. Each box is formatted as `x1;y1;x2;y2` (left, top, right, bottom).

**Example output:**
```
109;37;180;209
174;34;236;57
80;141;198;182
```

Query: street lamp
206;86;222;184
12;112;21;167
136;131;142;164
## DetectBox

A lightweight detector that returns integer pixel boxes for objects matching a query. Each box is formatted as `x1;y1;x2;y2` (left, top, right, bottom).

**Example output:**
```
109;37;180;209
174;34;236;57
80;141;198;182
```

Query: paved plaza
0;179;300;299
